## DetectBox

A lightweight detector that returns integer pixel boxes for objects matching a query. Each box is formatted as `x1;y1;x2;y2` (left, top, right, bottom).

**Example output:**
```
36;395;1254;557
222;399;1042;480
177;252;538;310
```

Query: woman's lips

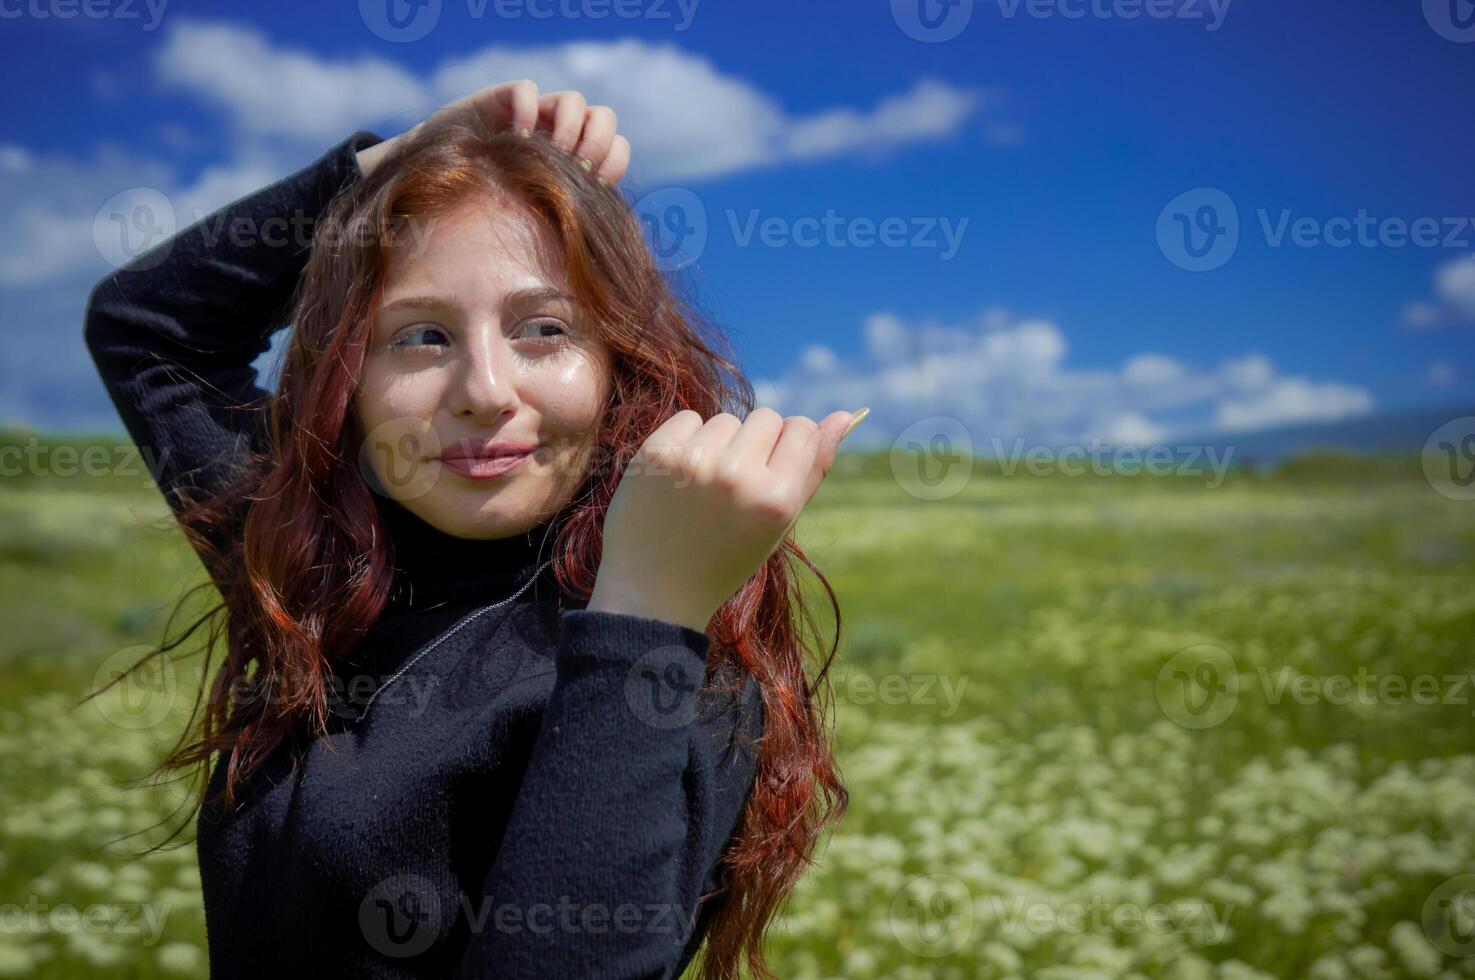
437;450;532;479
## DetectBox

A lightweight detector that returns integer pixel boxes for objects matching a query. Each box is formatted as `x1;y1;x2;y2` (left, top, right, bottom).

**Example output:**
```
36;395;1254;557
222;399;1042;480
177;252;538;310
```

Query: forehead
381;194;567;300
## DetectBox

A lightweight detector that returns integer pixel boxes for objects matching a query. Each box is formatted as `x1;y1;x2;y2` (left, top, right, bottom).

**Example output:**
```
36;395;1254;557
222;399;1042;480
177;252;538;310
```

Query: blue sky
2;0;1472;447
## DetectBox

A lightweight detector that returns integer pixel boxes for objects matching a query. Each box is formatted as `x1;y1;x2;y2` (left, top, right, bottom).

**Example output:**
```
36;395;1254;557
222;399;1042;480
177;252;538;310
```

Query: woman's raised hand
355;79;631;185
587;406;869;633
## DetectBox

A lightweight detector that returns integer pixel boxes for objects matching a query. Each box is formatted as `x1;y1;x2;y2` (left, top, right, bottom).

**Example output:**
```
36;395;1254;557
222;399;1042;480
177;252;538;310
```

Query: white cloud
864;312;912;361
156;21;428;144
800;345;839;374
1434;256;1475;318
433;39;784;182
438;46;985;182
783;79;988;161
1213;379;1373;433
0;145;31;173
152;21;987;184
1123;353;1184;387
0;144;175;287
0;140;280;289
0;24;988;291
755;309;1374;446
1105;411;1167;447
1400;300;1443;329
1402;255;1475;327
1221;354;1274;392
1428;360;1456;388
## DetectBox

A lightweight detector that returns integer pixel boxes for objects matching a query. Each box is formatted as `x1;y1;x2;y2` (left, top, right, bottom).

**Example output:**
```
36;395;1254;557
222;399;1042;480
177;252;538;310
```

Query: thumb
798;406;868;510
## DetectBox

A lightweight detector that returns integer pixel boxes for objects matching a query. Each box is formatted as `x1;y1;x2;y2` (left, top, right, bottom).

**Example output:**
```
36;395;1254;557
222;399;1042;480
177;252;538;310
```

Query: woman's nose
448;330;519;424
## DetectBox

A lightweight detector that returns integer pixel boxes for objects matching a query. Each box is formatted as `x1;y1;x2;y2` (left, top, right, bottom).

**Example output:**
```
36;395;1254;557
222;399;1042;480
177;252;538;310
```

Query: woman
84;80;863;978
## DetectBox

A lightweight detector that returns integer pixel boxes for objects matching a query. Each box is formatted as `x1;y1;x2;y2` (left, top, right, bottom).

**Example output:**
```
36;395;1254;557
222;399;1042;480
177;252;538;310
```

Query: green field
1;434;1472;979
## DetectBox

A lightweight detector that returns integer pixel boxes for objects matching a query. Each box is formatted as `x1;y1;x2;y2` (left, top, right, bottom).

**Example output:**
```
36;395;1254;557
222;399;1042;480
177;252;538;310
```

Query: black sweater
82;130;765;979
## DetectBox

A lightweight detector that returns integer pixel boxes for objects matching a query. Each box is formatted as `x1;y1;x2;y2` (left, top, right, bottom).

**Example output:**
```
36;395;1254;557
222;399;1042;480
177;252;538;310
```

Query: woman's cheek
353;365;443;501
525;351;608;481
538;352;608;439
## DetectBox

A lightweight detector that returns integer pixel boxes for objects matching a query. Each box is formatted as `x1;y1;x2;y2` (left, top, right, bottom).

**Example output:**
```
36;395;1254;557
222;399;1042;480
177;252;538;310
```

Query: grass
0;434;1472;978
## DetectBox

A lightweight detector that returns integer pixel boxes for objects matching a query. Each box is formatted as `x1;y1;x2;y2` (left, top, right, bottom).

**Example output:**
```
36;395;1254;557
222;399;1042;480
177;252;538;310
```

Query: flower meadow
1;438;1472;978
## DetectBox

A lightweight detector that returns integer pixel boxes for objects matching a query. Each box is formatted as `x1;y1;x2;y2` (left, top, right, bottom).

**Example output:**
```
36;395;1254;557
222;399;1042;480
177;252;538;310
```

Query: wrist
585;580;710;634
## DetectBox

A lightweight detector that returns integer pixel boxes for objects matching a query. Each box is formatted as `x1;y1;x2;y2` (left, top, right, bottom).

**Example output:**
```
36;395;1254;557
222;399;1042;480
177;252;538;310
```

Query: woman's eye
388;324;449;351
517;318;571;345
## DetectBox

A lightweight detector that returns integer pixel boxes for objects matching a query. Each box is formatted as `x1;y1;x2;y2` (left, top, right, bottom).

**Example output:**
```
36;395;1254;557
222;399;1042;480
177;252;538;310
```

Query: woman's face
353;194;613;539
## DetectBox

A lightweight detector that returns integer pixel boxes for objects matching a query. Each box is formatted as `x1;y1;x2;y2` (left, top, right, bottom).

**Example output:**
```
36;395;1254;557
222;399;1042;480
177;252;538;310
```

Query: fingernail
518;127;532;139
841;406;870;439
578;157;593;172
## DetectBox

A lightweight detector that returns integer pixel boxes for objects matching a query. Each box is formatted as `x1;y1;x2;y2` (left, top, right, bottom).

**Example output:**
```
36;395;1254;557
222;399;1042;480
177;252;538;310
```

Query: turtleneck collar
373;495;564;615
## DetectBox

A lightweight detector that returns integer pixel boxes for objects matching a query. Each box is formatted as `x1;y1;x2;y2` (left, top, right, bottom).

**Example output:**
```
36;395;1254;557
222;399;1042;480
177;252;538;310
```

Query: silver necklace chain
345;558;557;724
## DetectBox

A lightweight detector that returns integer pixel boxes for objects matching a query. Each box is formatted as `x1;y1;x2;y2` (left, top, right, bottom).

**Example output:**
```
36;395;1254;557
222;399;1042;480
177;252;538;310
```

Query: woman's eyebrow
377;288;574;316
376;294;456;316
506;286;575;306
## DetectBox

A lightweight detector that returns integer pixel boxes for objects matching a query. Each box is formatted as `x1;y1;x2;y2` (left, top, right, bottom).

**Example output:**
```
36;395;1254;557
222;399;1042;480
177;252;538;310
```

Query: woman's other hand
587;407;869;633
355;79;631;185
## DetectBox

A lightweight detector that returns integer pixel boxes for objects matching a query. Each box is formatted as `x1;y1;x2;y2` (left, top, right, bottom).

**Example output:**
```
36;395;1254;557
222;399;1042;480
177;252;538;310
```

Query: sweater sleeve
455;608;765;980
82;128;384;515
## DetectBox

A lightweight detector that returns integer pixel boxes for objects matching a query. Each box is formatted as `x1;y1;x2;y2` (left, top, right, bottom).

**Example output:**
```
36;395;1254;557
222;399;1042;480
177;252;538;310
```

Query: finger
573;105;618;175
685;412;743;476
766;415;819;475
478;79;539;134
794;410;853;506
537;91;588;152
633;409;704;465
595;134;631;185
727;407;785;468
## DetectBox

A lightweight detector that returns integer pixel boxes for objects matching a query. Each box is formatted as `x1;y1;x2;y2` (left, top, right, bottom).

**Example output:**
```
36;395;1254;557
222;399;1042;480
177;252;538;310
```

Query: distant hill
1190;403;1475;467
